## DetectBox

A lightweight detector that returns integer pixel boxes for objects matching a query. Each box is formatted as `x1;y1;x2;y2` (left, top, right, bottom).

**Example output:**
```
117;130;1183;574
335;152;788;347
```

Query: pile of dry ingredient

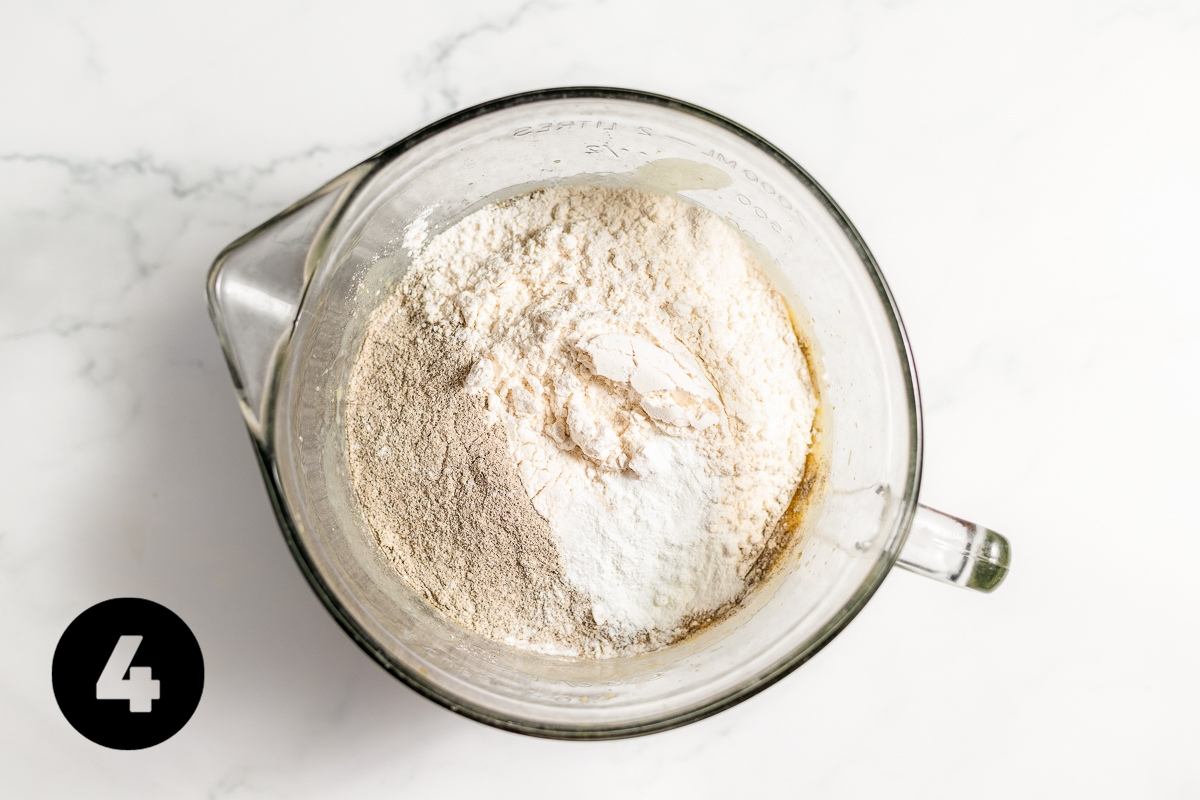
345;185;817;658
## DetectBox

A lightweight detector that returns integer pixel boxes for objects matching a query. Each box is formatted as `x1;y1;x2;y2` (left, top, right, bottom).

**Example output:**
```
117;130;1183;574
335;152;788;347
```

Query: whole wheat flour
346;184;817;657
345;308;607;653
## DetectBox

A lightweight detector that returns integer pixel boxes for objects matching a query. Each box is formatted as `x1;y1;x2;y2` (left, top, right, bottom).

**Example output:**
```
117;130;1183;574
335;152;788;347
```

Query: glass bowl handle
896;505;1011;592
205;165;372;442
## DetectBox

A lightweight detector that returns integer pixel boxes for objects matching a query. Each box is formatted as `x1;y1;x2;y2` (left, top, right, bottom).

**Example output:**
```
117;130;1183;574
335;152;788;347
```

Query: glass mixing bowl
207;88;1010;738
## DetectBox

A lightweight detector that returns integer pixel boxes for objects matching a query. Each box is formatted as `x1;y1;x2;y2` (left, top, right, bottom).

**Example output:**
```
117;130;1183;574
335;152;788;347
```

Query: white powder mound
402;185;817;641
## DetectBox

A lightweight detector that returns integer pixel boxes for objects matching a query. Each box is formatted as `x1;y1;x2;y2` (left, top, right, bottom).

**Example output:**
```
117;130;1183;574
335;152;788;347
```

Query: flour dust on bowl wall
206;88;1010;739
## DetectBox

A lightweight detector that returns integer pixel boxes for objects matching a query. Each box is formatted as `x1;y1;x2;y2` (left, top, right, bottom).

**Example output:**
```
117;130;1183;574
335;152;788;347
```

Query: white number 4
96;635;160;713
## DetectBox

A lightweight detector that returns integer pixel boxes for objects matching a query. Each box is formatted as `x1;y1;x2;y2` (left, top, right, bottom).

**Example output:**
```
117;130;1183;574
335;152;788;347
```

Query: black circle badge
52;598;204;750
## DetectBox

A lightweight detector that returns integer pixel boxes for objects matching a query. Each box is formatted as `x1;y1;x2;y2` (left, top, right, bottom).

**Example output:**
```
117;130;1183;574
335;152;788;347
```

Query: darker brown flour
345;307;611;654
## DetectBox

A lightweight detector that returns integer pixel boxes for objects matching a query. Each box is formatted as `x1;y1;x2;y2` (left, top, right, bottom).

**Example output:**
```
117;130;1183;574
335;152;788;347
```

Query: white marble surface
2;1;1198;796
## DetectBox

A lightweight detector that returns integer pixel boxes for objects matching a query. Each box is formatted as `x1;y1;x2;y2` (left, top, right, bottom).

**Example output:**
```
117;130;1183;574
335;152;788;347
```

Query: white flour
401;185;817;642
